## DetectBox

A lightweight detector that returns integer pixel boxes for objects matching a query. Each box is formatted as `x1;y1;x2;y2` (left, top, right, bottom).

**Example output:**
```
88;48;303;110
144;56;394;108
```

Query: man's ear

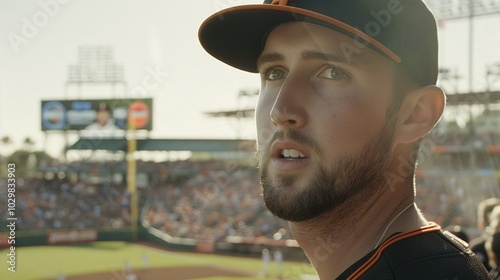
393;85;446;144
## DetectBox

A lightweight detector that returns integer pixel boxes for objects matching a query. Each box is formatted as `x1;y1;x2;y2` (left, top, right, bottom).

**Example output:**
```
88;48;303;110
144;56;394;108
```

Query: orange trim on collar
347;223;442;280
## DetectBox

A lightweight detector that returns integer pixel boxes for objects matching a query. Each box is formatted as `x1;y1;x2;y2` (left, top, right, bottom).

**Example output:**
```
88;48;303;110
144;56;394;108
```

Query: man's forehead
260;22;388;68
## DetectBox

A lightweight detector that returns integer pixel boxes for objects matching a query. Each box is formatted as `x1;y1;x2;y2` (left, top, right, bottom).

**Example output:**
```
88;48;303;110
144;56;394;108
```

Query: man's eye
318;65;349;80
264;68;286;80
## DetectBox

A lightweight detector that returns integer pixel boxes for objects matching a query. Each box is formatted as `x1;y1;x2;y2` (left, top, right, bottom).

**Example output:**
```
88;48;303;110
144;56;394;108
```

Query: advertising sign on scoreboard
41;98;153;131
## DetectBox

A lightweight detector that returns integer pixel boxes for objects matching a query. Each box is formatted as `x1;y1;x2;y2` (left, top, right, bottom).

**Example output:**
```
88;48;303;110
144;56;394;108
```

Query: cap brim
199;4;400;73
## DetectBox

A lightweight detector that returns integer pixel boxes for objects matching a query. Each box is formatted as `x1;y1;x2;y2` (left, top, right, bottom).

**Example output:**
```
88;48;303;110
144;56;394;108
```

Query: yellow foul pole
127;114;138;240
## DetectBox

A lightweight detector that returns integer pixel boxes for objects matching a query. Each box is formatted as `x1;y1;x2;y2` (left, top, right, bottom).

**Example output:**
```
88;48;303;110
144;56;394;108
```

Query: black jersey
337;223;489;280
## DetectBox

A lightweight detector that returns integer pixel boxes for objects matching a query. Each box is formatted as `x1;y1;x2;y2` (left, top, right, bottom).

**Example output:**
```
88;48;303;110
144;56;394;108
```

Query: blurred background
1;0;500;279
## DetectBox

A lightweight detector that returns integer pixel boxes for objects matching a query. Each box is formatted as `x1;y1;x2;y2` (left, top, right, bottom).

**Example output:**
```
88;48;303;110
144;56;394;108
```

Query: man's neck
289;188;428;280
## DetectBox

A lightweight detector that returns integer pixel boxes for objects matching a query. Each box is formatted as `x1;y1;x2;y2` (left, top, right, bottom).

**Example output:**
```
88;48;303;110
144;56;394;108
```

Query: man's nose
270;73;308;129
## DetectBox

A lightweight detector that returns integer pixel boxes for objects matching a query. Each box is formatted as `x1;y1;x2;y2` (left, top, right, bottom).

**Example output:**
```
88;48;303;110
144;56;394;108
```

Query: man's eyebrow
301;50;357;66
256;50;359;70
256;53;284;70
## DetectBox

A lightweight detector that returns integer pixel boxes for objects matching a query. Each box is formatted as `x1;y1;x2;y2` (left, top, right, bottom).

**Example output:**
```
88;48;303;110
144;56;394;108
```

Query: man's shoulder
385;229;472;260
339;229;489;279
371;230;488;279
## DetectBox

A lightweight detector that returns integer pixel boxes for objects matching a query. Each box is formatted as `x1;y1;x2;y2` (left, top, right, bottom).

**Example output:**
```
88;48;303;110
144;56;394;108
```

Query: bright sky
1;0;499;158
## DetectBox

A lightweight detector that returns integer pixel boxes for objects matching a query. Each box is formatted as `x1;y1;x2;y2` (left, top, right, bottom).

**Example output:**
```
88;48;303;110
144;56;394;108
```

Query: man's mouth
280;149;306;159
268;141;311;172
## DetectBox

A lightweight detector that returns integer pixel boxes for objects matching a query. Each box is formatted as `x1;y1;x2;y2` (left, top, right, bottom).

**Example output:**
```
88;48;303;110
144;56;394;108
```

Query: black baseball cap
199;0;439;86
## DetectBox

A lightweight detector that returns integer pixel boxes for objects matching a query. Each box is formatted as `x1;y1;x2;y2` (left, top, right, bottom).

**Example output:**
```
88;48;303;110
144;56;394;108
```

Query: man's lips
271;141;310;159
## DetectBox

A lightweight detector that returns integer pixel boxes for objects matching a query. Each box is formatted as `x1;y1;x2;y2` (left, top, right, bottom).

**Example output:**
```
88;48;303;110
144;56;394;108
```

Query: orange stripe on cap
272;0;299;5
271;0;290;5
346;223;441;280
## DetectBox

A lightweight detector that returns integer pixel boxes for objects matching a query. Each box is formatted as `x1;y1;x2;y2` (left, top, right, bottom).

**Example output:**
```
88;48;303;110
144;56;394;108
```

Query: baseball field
0;241;317;280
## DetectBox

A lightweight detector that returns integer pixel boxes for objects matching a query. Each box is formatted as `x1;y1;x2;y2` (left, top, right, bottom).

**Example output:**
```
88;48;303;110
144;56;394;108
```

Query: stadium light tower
424;0;500;93
425;0;500;19
66;46;126;98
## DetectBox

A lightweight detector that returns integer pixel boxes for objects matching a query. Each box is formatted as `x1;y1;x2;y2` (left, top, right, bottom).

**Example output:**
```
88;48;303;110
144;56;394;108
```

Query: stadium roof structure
446;91;500;105
67;138;256;152
204;109;254;118
203;91;500;119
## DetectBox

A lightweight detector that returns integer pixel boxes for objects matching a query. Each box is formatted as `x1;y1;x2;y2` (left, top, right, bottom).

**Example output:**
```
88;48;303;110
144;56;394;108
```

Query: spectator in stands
470;197;500;271
486;231;500;279
486;205;500;278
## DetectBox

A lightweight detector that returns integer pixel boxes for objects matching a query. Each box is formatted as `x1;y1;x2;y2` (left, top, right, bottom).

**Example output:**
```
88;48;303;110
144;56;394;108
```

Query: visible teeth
281;149;306;158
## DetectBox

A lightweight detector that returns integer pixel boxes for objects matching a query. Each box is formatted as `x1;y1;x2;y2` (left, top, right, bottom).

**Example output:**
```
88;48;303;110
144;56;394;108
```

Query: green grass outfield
0;241;316;280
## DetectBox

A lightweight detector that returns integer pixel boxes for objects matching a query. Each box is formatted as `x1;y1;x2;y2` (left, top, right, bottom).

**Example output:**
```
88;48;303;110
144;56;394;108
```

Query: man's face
96;110;111;126
256;22;398;222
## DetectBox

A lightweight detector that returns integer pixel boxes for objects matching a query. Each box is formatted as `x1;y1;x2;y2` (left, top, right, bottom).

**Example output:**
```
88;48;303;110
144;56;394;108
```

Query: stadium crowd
0;159;291;241
1;153;499;242
143;160;291;241
2;171;133;231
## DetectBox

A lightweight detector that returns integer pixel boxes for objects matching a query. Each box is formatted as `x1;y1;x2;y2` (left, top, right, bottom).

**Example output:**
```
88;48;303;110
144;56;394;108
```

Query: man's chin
261;175;326;222
262;164;315;186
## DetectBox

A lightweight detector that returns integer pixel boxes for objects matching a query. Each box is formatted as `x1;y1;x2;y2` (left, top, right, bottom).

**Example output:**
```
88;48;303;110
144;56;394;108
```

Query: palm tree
0;136;12;177
1;136;11;144
1;136;12;156
23;137;35;152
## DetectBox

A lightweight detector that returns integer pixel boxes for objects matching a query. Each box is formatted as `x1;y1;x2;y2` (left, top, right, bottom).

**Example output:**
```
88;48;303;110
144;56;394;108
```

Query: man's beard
258;124;395;223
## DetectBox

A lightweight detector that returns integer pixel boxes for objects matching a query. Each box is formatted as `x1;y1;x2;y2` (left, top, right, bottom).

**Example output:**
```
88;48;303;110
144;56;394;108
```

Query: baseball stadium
2;0;500;279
